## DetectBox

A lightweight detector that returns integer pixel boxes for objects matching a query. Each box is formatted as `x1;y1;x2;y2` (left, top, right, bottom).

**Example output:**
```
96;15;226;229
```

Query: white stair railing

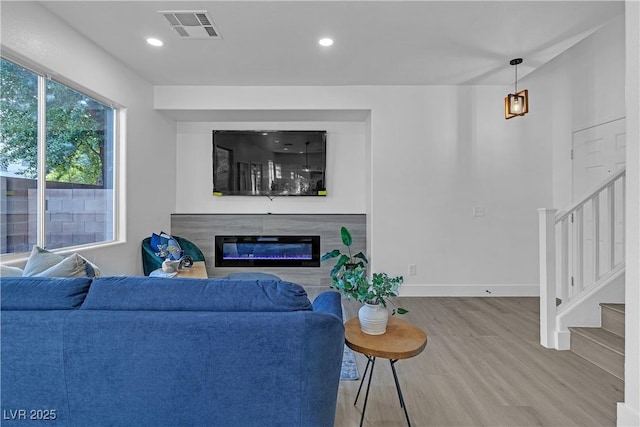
538;168;626;349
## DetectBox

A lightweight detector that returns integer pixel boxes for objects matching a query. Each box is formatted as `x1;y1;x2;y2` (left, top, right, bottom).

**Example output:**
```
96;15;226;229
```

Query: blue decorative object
150;232;183;260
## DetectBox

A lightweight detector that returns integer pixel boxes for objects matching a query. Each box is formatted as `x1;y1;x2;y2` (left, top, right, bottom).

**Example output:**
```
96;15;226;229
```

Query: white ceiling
38;0;624;86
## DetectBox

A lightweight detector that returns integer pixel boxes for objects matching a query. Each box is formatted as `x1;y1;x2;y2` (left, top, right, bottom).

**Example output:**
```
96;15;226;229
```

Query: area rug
340;345;359;380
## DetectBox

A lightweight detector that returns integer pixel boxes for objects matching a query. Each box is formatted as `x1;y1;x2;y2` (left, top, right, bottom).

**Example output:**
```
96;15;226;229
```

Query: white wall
175;121;366;214
159;84;548;295
519;16;626;210
1;2;176;275
619;2;640;425
162;17;625;296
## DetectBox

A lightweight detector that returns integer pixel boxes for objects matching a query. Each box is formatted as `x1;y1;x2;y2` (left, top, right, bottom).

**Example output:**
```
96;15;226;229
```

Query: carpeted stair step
569;326;624;380
600;303;625;337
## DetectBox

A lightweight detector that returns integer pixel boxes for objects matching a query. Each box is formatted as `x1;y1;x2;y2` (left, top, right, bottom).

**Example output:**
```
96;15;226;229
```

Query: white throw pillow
22;245;102;278
22;246;65;276
0;265;24;277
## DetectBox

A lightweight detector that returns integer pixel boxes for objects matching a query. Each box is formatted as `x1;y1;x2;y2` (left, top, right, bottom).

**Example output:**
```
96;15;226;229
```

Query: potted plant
322;228;407;335
329;265;407;334
321;226;368;276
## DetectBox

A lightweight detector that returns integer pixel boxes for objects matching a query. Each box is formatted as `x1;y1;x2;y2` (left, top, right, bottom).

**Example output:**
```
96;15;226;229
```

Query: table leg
354;355;372;406
354;355;376;427
390;359;412;427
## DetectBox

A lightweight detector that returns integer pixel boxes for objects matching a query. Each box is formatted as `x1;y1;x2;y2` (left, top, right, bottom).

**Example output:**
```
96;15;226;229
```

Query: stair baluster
539;168;625;349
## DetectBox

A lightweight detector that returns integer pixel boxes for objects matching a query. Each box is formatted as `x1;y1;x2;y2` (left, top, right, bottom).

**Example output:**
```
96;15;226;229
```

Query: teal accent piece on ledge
141;235;206;276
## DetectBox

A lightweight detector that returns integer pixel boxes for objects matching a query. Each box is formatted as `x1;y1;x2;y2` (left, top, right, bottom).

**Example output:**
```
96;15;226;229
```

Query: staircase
569;303;625;380
538;168;626;350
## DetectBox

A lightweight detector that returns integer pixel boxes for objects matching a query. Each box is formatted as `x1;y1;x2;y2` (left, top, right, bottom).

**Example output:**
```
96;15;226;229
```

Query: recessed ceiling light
146;37;164;47
318;38;333;47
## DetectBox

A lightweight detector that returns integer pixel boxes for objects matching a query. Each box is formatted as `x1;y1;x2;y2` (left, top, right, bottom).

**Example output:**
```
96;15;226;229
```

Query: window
1;57;118;255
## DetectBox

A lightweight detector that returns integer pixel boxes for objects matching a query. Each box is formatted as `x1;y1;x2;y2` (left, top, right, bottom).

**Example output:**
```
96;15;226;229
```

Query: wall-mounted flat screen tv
212;130;327;196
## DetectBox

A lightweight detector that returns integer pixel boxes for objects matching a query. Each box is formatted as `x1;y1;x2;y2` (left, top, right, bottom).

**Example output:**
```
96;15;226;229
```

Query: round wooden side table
345;316;427;427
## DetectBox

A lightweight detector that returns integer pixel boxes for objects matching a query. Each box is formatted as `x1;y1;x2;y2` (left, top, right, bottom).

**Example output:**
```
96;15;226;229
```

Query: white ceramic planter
358;303;389;335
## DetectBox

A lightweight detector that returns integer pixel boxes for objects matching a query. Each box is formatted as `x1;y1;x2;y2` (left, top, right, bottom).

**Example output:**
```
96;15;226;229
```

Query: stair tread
569;327;625;355
600;303;625;314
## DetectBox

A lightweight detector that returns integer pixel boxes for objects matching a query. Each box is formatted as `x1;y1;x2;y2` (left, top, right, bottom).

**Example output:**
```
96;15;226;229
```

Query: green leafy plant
327;263;408;315
322;226;407;314
320;226;368;277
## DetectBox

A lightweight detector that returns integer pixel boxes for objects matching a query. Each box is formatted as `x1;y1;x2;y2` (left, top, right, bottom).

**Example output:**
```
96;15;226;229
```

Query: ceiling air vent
158;10;222;39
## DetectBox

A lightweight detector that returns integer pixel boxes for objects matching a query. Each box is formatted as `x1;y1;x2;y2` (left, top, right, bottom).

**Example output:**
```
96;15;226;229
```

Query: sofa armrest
312;291;343;322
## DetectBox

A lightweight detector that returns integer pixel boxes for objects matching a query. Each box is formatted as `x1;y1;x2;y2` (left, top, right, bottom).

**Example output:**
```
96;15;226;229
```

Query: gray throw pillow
34;253;92;278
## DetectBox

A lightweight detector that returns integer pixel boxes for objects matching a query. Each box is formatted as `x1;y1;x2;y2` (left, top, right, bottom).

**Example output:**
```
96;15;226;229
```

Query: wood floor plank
331;296;623;427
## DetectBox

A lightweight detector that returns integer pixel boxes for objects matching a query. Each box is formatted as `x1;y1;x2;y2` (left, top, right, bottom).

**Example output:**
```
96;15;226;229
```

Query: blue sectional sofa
1;276;344;427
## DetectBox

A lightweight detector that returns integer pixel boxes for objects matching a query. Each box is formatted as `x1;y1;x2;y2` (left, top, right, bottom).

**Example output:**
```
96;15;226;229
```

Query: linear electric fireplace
215;235;321;267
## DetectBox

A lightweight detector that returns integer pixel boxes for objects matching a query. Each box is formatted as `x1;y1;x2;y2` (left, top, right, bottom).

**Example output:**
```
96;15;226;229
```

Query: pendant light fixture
504;58;529;119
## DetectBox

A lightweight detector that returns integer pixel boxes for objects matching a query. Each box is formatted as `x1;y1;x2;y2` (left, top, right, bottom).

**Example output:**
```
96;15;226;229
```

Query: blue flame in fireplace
222;243;313;260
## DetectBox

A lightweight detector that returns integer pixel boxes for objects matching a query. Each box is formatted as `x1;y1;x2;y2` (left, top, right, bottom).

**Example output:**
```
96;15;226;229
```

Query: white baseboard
617;402;640;427
399;284;539;297
555;330;571;350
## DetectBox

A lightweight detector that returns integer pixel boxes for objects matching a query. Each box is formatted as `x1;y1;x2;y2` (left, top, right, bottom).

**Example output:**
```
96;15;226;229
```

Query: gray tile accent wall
171;214;366;286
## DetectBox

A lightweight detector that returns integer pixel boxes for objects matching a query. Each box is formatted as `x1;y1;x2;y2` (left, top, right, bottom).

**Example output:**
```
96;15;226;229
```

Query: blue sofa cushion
226;272;281;280
80;277;313;312
1;311;74;422
1;277;92;310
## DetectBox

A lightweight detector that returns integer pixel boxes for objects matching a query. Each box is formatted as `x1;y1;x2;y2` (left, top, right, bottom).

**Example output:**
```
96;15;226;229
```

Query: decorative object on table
333;266;406;335
322;227;407;335
161;259;181;273
141;233;207;276
181;255;194;268
321;226;368;277
358;301;390;335
151;232;183;261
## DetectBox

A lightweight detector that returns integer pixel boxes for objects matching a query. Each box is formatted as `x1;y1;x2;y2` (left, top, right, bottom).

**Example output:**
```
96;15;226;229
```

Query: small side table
345;316;427;427
175;261;208;278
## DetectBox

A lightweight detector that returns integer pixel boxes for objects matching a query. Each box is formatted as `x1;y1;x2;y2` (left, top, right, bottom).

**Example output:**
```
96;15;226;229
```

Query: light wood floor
309;290;624;427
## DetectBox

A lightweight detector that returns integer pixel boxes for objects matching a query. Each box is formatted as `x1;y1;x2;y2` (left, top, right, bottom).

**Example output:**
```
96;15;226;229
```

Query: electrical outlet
472;206;485;217
408;264;417;276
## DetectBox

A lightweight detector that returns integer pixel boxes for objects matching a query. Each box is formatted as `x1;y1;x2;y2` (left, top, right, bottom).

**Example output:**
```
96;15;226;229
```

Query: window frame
0;55;124;260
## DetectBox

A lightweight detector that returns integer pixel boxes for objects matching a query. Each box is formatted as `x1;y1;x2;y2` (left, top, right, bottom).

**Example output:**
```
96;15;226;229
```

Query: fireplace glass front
215;235;321;267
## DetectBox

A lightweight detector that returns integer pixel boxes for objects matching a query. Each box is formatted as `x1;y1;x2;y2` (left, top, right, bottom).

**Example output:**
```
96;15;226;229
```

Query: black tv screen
212;130;327;196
